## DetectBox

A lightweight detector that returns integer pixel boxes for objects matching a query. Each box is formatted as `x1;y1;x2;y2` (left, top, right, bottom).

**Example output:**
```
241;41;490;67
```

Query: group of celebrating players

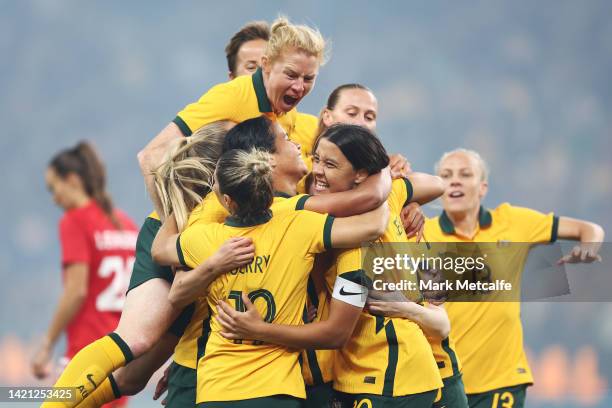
35;16;605;408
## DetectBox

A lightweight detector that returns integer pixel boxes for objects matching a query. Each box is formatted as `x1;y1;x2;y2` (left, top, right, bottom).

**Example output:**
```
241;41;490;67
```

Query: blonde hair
216;148;274;221
434;148;490;182
154;121;230;231
265;16;329;65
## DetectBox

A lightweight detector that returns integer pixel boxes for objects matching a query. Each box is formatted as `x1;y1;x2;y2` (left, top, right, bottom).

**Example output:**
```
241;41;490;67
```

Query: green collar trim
274;191;293;199
224;210;272;227
439;206;492;234
252;67;272;113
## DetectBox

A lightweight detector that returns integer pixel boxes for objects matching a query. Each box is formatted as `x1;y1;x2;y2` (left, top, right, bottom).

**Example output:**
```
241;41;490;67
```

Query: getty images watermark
360;242;611;303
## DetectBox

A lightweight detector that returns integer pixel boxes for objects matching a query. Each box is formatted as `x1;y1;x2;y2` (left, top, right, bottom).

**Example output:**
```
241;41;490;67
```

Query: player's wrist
399;301;421;320
40;335;53;349
251;320;268;340
207;254;225;276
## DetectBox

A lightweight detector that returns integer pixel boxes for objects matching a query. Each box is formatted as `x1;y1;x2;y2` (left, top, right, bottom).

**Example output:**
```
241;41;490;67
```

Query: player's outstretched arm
557;216;605;264
138;123;184;220
217;294;361;349
405;172;444;205
330;202;390;248
305;167;392;217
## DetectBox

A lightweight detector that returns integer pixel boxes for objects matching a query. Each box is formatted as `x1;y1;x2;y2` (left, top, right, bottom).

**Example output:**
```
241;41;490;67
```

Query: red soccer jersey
59;200;137;358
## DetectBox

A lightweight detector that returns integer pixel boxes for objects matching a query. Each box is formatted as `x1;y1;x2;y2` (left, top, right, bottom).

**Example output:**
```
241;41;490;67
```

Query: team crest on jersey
393;217;404;236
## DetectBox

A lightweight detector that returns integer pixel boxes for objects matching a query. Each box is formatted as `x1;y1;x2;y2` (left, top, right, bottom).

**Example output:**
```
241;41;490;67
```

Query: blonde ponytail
154;121;230;231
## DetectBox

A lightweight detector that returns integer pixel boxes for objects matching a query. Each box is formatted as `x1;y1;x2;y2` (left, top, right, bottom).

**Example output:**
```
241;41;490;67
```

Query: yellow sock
42;333;132;408
74;375;120;408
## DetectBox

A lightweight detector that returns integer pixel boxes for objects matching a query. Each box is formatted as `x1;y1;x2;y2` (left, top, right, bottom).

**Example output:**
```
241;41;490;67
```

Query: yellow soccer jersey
171;194;229;369
332;178;442;396
172;192;311;369
292;113;318;195
302;178;414;386
380;178;413;242
423;203;558;394
424;308;462;380
333;248;442;396
301;252;337;386
178;207;333;403
293;112;318;170
404;243;462;380
173;67;298;138
186;191;230;228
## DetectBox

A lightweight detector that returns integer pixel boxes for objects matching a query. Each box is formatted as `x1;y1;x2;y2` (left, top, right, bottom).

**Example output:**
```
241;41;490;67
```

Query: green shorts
467;384;527;408
332;389;437;408
127;216;194;337
198;395;303;408
165;361;196;408
433;374;468;408
306;382;333;408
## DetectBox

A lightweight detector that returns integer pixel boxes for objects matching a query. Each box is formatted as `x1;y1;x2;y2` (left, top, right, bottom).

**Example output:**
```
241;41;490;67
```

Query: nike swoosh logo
86;374;96;388
339;287;365;296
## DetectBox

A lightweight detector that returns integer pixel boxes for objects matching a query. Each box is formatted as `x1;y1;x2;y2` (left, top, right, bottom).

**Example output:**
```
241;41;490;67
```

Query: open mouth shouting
282;94;299;109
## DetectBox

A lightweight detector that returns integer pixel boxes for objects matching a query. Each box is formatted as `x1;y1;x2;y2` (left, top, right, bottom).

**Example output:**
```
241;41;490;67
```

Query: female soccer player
151;146;389;407
291;83;437;406
312;83;427;232
139;16;328;212
225;21;269;80
33;142;138;408
217;124;446;408
424;148;605;408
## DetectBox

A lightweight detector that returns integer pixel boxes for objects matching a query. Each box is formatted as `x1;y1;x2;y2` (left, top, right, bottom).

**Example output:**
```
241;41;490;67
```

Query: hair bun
270;16;289;34
246;149;272;176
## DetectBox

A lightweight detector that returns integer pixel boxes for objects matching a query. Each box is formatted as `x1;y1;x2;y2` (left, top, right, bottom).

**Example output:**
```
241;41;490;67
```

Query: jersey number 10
228;289;276;345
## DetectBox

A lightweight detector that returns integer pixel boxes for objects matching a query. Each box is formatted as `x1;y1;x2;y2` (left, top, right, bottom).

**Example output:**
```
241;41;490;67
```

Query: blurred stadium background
1;1;611;406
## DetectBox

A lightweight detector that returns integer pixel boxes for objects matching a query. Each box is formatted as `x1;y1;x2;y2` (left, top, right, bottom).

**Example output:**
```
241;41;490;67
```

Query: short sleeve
507;205;558;243
294;210;335;254
387;178;412;215
177;224;217;268
332;248;368;307
173;81;239;136
269;194;311;216
294;194;311;210
336;248;365;279
59;215;90;266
